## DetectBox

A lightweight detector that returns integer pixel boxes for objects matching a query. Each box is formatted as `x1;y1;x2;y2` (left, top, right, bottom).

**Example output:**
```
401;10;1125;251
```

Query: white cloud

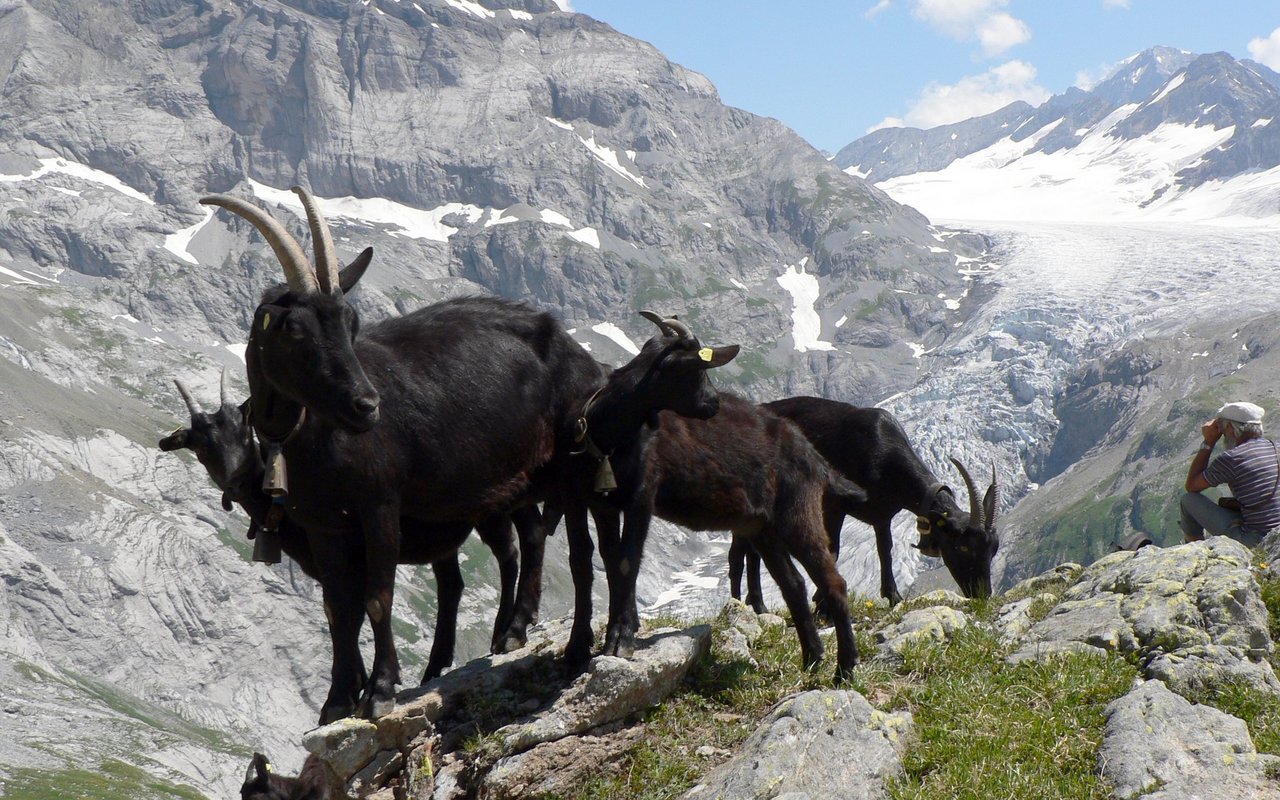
1248;27;1280;71
865;0;893;19
870;60;1050;131
976;12;1030;57
1103;0;1130;7
907;0;1030;57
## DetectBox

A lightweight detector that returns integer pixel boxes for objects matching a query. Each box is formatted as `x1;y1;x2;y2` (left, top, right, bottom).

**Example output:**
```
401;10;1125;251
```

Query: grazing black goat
200;188;600;722
729;396;999;607
157;375;546;682
558;321;865;680
241;752;333;800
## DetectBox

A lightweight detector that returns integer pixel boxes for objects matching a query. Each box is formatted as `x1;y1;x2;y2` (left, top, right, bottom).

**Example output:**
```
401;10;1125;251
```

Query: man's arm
1186;420;1221;492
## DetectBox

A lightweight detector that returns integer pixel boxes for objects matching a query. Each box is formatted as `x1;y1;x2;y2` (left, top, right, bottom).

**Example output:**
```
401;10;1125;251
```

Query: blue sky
567;1;1280;154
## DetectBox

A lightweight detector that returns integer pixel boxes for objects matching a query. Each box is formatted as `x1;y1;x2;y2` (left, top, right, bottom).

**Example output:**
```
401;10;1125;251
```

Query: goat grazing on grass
199;187;600;722
729;396;999;608
157;375;547;682
557;319;866;680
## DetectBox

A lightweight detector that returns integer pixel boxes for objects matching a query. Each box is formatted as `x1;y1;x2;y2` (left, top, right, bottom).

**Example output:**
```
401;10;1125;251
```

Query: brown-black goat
240;752;333;800
729;396;999;607
200;188;600;722
157;375;546;682
558;325;865;680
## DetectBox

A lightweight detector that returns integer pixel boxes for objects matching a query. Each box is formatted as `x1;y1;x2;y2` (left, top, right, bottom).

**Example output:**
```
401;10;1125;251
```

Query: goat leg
562;504;596;671
494;505;552;653
357;505;403;719
421;555;462;683
475;515;520;655
753;537;825;670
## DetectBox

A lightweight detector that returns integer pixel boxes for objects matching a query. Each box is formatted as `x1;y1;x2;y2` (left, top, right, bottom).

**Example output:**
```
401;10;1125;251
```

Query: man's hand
1201;419;1221;446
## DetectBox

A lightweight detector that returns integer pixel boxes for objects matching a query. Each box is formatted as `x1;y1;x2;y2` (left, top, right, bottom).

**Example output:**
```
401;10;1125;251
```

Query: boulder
495;625;710;753
874;606;971;660
1009;540;1274;686
684;690;913;800
1099;679;1280;799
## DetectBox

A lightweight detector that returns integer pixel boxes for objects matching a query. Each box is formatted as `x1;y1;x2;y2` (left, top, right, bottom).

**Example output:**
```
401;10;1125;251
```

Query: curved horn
662;317;695;342
983;463;1000;532
290;186;340;294
219;367;231;408
199;194;318;295
949;456;985;530
174;379;202;417
639;310;675;337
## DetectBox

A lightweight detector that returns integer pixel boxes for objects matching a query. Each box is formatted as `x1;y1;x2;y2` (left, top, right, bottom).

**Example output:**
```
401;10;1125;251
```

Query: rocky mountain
819;45;1280;592
836;46;1280;224
0;0;987;794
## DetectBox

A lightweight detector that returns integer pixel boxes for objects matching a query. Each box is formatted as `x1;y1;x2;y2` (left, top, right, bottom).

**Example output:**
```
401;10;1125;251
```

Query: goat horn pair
950;457;999;532
638;310;694;341
199;186;340;295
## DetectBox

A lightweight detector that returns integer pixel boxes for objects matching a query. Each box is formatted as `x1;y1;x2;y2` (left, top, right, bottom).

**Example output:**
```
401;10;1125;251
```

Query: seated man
1182;401;1280;547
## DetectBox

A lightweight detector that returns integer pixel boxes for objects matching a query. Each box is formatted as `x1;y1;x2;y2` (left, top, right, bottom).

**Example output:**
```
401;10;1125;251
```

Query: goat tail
828;474;868;513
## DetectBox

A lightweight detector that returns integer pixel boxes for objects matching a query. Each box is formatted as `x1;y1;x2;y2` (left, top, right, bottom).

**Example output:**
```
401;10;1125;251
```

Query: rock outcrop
280;537;1277;800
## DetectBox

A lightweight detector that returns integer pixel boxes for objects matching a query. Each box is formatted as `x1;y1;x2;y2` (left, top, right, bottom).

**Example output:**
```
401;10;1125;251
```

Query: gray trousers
1179;492;1266;548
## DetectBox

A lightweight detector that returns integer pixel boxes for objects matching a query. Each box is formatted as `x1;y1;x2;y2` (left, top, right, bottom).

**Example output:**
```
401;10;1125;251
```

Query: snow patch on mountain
776;260;834;353
880;120;1242;224
0;157;153;205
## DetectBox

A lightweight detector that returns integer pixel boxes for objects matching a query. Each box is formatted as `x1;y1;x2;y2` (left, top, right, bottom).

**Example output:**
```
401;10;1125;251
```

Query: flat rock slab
684;690;912;800
1100;679;1280;799
496;625;711;753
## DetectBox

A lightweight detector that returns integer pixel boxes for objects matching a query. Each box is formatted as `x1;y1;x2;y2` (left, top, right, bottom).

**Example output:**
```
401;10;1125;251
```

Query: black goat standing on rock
728;396;999;609
557;325;867;681
157;373;546;685
199;187;601;723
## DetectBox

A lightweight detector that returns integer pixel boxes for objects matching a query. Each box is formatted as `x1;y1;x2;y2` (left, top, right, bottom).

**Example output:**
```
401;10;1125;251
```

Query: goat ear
339;247;374;293
700;344;740;368
158;428;189;451
245;752;272;785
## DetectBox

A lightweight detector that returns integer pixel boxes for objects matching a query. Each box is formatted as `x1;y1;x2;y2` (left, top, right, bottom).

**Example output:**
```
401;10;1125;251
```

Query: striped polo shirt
1203;436;1280;534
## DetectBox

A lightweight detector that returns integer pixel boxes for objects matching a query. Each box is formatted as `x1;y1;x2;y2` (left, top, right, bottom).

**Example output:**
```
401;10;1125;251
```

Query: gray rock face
1100;679;1280;800
684;690;913;800
1010;539;1279;696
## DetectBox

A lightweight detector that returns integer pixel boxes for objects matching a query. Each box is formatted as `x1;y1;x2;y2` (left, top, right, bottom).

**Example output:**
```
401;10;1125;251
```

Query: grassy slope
565;573;1280;800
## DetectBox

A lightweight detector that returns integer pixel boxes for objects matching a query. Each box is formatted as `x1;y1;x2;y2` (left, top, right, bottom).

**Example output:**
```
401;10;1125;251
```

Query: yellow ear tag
262;312;271;331
698;347;714;362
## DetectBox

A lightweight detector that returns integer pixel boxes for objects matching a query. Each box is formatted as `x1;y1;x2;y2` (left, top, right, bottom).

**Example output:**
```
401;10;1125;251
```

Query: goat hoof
491;628;528;655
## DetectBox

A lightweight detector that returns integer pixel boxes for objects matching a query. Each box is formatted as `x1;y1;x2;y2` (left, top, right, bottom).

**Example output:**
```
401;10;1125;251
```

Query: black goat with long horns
199;187;601;722
730;396;999;609
157;373;547;682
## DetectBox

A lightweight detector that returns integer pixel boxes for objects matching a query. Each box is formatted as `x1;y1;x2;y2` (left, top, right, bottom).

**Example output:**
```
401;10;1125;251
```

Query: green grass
554;591;1142;800
887;627;1137;800
2;759;208;800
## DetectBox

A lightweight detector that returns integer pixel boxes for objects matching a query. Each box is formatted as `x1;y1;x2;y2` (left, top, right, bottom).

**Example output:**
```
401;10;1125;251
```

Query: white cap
1216;401;1265;425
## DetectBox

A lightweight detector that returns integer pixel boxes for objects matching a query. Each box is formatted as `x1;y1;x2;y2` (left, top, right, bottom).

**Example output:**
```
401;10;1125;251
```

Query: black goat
241;752;333;800
200;188;600;722
729;396;999;607
157;375;546;681
558;323;865;680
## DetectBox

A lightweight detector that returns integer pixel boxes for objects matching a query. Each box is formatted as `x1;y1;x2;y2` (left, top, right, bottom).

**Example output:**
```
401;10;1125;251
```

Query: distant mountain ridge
836;46;1280;223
